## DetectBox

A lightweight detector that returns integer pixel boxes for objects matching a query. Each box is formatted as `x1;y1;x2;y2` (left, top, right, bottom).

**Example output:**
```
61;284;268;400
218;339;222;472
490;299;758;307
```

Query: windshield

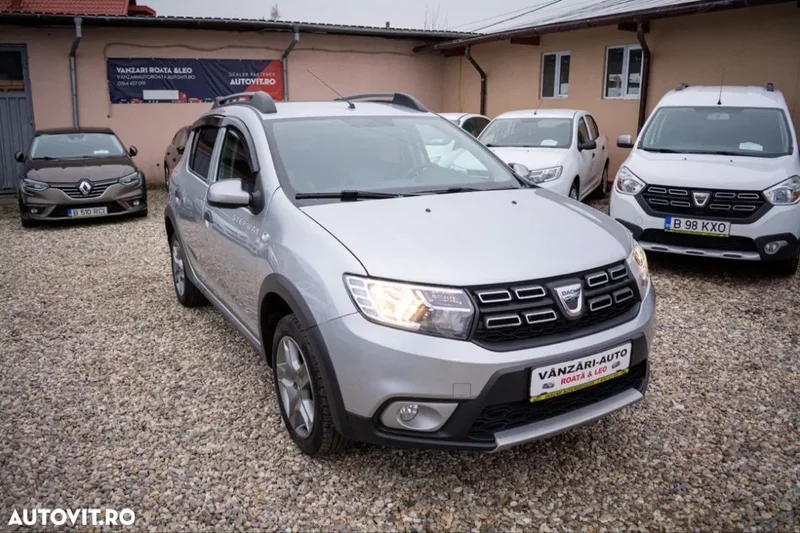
479;117;573;148
640;106;793;157
30;133;126;160
265;116;521;198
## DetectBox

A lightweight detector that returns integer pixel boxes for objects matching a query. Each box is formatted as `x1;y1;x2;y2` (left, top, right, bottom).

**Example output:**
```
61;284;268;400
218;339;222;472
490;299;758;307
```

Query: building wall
442;3;800;177
0;26;445;184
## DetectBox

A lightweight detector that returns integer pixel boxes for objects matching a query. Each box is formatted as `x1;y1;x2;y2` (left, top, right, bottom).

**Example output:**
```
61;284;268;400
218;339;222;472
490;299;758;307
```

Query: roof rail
212;91;277;114
333;92;428;112
675;83;688;91
766;82;775;92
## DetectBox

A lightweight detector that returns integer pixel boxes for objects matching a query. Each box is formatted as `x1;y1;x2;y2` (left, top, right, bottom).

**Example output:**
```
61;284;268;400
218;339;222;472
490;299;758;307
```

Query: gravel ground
1;189;798;532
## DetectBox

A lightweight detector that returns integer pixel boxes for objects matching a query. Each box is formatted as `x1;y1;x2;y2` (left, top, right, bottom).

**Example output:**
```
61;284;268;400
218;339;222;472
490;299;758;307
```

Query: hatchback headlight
527;166;562;184
344;275;474;339
119;172;142;186
626;242;650;297
22;178;49;193
615;166;645;195
763;176;800;205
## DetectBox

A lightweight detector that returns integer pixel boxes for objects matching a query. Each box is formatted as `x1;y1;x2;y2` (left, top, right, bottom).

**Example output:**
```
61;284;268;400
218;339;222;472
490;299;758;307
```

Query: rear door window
189;127;219;181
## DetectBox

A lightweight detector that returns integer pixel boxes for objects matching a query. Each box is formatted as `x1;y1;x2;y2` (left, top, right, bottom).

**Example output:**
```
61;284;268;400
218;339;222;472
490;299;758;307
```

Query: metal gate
0;45;35;194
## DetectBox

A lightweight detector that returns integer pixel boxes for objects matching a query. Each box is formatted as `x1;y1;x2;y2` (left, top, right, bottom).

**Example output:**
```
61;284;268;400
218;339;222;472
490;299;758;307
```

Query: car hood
488;147;567;170
301;188;631;286
625;150;796;190
25;156;136;184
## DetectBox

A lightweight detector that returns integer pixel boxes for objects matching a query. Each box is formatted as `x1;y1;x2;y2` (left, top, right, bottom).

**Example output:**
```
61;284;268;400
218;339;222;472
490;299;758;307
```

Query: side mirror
578;139;597;151
509;162;530;177
176;146;185;155
616;134;634;149
14;151;25;163
208;179;251;209
129;146;138;157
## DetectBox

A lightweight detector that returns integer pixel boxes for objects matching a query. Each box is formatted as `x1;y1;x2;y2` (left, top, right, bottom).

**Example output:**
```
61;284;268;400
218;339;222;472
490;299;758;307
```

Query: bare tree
269;3;281;21
423;2;449;30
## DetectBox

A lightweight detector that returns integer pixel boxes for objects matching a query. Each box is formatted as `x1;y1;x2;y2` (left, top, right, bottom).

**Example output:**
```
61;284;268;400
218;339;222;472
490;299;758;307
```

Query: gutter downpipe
281;28;300;101
465;46;487;116
69;17;83;127
636;20;651;133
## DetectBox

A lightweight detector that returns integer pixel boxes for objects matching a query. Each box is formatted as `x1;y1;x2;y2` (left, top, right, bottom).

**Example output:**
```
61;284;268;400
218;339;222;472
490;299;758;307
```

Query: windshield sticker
540;139;559;147
739;142;763;152
93;150;110;154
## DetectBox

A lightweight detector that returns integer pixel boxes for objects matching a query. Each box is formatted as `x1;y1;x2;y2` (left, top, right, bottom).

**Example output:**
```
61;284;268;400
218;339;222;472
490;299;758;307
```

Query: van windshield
265;116;521;199
479;118;573;148
639;106;793;158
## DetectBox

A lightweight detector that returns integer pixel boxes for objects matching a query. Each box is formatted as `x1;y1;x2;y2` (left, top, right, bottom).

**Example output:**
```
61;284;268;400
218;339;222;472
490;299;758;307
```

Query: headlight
626;242;650;297
763;176;800;205
344;275;474;339
22;178;49;193
119;172;142;186
527;166;562;184
615;166;645;195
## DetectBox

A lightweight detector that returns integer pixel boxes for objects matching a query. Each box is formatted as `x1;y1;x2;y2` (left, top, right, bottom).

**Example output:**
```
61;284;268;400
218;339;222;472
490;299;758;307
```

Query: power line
472;0;565;32
449;3;557;30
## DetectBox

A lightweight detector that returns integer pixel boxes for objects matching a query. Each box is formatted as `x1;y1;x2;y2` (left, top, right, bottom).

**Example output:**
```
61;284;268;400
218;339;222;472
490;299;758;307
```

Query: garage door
0;46;35;194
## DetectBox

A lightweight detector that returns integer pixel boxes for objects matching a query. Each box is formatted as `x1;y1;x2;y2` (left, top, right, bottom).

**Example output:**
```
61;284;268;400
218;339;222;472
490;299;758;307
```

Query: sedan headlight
527;166;562;184
763;176;800;205
22;178;49;193
626;242;650;297
119;172;142;186
344;275;474;339
615;166;645;195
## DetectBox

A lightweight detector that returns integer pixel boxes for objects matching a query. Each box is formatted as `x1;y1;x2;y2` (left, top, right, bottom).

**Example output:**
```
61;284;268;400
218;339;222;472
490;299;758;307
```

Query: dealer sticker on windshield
529;343;631;402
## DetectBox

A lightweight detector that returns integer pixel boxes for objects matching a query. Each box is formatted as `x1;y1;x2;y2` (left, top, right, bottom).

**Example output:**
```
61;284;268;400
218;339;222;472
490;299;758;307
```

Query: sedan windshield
265;116;521;199
30;133;126;160
479;117;573;148
639;106;793;157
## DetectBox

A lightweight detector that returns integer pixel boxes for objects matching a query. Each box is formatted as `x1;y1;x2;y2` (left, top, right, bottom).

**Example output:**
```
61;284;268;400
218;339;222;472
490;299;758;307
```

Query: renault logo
554;282;583;318
78;180;93;196
692;191;710;207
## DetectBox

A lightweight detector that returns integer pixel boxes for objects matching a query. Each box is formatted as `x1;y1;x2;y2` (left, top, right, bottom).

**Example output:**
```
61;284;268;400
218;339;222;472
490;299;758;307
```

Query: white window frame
603;44;642;100
541;51;570;99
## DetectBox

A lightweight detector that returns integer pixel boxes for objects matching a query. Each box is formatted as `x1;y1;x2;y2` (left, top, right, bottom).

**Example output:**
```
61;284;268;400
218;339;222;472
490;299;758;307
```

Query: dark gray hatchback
15;127;147;227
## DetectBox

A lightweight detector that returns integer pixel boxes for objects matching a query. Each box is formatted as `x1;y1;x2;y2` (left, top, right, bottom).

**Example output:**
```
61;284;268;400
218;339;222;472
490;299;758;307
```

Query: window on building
604;45;642;99
0;50;25;92
189;127;219;181
541;52;570;99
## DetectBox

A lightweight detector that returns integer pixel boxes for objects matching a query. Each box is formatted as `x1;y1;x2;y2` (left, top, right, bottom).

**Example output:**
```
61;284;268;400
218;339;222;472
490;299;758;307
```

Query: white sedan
478;109;610;201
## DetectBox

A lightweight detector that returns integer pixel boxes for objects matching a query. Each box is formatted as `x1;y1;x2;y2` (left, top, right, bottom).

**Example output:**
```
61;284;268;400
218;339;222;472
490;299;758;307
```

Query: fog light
764;240;788;255
30;207;39;214
132;200;141;206
398;404;419;422
380;401;459;432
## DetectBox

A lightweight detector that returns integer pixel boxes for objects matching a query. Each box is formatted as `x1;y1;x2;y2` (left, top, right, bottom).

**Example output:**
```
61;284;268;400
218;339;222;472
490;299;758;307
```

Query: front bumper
19;182;147;221
318;283;656;451
610;190;800;262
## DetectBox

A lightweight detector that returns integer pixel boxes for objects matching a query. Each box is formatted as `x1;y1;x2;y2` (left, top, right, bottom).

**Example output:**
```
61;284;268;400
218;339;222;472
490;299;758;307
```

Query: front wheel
769;253;799;277
568;181;579;201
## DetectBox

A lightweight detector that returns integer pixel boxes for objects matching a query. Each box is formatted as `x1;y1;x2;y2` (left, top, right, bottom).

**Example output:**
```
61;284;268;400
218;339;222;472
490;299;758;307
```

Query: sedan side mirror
617;134;634;149
14;151;25;163
509;162;530;177
208;179;251;209
578;139;597;151
129;146;138;157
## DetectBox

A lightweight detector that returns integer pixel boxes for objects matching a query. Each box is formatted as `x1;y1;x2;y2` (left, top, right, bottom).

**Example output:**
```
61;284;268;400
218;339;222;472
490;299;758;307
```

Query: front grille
639;185;769;222
640;229;757;252
51;178;118;199
469;262;640;350
468;361;648;440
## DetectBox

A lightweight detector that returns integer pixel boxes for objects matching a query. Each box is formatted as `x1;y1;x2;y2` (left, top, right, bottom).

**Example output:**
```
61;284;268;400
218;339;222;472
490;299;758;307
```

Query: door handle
592;153;596;158
203;211;213;225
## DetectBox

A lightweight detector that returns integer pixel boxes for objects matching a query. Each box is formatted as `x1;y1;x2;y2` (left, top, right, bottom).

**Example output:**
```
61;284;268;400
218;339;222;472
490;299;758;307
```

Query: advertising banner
107;58;283;104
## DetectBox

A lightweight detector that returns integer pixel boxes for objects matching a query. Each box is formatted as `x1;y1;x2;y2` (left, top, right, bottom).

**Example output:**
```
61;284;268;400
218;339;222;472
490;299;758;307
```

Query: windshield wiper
640;147;682;153
418;186;520;195
295;190;411;201
32;156;57;160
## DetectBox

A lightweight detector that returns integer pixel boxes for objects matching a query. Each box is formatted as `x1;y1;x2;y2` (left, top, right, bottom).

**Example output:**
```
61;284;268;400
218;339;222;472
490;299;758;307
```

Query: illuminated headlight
626;242;650;297
614;166;645;195
22;178;49;193
763;176;800;205
119;172;142;186
527;166;562;184
344;275;474;339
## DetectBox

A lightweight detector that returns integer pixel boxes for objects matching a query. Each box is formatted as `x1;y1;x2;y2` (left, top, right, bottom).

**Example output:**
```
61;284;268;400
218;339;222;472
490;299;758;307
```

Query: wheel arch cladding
258;273;352;436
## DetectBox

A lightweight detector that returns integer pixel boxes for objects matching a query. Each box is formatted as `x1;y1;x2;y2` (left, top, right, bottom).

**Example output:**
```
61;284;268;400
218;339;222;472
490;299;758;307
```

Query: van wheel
569;181;580;201
170;233;206;307
770;253;799;277
272;314;349;457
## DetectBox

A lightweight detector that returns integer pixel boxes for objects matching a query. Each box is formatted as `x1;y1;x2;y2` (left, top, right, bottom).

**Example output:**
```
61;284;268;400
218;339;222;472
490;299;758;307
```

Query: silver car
165;91;656;456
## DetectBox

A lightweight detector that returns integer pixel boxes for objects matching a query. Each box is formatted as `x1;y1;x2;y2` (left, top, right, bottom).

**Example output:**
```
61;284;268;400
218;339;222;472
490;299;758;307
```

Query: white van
609;84;800;276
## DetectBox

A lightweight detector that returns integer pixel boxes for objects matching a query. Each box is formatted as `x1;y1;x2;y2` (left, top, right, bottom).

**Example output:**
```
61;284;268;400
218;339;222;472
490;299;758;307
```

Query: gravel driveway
1;189;797;532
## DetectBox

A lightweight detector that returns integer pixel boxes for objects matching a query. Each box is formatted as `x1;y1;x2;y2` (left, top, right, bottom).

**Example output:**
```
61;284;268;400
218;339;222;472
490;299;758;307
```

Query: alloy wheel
171;239;186;297
275;336;315;439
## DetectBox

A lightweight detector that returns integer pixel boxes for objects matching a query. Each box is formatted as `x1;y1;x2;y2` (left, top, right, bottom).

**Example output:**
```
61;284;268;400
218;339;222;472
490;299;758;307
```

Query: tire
569;180;580;201
592;163;610;199
769;253;799;277
272;314;349;457
164;162;170;189
169;233;206;307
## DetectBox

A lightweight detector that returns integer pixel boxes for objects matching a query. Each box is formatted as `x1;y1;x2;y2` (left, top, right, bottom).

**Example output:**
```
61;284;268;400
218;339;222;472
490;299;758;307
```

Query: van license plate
67;207;108;218
664;216;729;237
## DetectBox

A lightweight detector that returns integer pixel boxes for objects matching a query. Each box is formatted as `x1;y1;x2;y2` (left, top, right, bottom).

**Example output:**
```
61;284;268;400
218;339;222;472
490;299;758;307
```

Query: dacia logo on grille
78;180;93;196
554;282;583;318
692;191;710;207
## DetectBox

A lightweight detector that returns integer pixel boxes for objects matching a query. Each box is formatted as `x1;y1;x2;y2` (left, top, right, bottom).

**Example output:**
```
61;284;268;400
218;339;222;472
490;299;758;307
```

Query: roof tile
0;0;135;16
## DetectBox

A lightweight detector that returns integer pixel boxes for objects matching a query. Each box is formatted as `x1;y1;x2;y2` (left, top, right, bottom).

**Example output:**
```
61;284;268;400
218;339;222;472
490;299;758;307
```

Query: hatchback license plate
67;207;108;218
530;343;631;402
664;216;729;237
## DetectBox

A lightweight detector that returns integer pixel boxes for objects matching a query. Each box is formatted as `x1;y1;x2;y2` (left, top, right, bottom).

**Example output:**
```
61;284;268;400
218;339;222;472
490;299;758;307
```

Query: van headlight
344;275;474;339
763;176;800;205
119;172;142;186
626;242;650;297
527;166;562;184
615;166;645;195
